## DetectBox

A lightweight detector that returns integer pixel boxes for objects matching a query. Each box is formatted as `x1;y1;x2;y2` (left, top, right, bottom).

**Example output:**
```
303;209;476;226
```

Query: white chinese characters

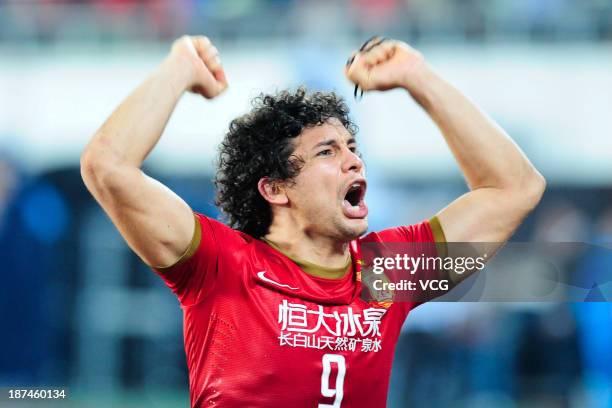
277;300;386;353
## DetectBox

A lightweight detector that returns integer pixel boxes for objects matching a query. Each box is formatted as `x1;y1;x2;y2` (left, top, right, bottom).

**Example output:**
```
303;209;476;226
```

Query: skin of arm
401;64;546;244
80;35;228;268
345;38;546;282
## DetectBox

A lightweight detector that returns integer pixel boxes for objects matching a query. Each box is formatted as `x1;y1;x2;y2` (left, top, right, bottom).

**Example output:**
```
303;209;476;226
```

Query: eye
317;149;333;157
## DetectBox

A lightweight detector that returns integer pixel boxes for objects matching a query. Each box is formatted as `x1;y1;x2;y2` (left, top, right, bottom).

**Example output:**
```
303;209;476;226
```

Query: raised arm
80;35;227;268
345;38;545;245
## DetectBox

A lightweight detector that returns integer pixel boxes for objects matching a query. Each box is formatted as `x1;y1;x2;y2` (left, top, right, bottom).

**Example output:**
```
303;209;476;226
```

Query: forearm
79;35;225;268
404;64;541;191
82;57;191;169
345;38;544;244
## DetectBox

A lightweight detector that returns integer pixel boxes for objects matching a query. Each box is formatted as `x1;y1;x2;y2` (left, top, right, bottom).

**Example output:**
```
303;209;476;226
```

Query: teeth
344;199;359;208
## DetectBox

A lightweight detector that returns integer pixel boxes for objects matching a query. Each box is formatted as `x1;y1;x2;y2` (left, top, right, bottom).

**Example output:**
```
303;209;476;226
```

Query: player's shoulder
194;211;255;246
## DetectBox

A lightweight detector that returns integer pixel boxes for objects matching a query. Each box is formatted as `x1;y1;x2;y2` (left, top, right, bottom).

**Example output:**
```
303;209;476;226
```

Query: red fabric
154;213;436;408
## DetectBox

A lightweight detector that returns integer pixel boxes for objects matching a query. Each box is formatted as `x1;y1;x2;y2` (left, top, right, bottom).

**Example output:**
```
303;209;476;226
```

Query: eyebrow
311;137;357;151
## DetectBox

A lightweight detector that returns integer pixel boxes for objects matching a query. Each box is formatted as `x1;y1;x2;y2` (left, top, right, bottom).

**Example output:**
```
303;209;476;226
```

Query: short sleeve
376;219;433;243
152;212;236;307
361;217;447;309
373;216;446;254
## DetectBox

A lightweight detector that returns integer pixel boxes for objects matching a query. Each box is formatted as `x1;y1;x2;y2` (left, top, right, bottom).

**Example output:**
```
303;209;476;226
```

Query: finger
345;37;387;70
361;41;395;67
359;35;384;52
191;36;212;62
345;53;372;90
345;37;389;72
191;37;227;92
204;45;219;60
214;68;229;90
208;55;223;78
362;37;387;53
202;45;227;91
192;35;211;48
345;51;358;68
203;45;222;72
345;36;383;73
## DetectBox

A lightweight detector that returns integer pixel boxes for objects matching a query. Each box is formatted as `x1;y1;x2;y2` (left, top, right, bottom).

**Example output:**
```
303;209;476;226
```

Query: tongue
342;199;368;218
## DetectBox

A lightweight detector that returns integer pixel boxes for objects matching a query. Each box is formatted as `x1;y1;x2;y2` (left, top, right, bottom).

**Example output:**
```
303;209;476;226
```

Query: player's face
285;118;368;241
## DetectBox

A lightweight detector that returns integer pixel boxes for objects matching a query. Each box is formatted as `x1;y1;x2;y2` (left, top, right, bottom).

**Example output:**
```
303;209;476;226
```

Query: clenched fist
344;37;425;93
169;35;228;99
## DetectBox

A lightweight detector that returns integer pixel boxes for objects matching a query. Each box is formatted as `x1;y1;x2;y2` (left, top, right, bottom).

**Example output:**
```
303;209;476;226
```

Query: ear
257;177;289;205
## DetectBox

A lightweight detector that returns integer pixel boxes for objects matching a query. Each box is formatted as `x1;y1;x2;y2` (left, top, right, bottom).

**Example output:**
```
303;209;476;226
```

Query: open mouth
342;180;368;219
345;183;364;206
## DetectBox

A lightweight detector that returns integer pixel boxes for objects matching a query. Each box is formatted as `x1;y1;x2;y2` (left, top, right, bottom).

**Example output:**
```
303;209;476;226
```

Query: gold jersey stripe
429;215;448;258
155;212;202;272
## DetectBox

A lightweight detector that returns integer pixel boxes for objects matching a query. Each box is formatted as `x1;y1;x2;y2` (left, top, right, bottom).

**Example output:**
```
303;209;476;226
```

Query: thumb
214;68;228;86
213;68;229;92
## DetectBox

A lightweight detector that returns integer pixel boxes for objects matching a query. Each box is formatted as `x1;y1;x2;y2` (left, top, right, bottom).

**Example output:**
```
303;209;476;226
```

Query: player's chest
219;283;396;356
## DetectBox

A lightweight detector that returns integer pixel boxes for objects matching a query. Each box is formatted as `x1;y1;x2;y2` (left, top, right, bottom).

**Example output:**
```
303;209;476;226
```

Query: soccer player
80;35;545;407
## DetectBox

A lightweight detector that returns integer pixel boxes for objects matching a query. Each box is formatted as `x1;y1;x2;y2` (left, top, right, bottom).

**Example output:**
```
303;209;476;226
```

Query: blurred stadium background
1;0;612;407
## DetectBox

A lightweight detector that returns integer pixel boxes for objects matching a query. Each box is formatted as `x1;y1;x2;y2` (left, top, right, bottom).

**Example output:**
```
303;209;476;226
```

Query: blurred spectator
0;156;71;385
1;0;611;44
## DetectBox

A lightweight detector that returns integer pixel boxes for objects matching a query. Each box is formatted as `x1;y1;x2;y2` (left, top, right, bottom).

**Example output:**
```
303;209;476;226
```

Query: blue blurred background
1;0;612;407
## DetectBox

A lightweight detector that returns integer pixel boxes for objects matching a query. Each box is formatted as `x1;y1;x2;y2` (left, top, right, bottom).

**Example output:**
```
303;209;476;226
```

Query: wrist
400;62;440;109
159;55;194;94
400;59;432;94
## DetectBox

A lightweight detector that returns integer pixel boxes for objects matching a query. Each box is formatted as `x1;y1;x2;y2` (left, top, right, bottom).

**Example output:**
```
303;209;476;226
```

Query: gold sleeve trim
155;213;201;272
429;215;448;258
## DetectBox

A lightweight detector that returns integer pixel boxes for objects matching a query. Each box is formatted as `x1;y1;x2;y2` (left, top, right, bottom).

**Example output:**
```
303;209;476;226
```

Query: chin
355;220;369;237
340;218;368;240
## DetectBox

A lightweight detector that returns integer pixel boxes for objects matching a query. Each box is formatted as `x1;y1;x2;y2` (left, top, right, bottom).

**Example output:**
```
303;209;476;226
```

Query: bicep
82;162;195;268
436;188;530;243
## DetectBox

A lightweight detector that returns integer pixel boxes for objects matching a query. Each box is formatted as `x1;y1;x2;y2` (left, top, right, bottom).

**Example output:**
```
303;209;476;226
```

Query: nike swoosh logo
257;271;299;290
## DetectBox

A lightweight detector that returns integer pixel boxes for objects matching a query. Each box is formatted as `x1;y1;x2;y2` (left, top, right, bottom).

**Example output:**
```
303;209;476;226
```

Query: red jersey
154;213;437;408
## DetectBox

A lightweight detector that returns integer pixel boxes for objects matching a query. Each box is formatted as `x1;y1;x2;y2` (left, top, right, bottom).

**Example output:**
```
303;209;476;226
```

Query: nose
342;147;364;174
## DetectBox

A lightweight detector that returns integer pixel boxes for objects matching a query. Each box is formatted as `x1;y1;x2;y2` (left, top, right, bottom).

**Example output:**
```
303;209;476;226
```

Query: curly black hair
214;87;358;238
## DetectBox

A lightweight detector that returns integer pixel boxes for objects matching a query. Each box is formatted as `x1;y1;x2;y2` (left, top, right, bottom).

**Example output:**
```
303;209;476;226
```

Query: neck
264;222;350;270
